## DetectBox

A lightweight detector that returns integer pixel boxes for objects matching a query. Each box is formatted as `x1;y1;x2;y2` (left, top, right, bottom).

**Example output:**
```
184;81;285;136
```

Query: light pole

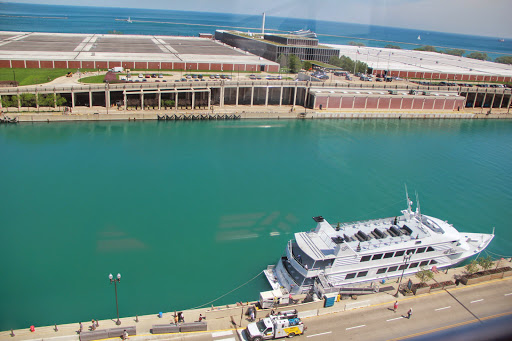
109;273;122;325
394;254;412;297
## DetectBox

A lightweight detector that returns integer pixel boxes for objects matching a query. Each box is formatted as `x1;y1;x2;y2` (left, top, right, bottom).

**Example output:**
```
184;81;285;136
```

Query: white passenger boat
264;191;494;294
291;29;317;39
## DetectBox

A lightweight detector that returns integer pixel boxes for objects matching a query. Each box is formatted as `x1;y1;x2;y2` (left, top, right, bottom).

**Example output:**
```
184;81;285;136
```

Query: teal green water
1;119;512;331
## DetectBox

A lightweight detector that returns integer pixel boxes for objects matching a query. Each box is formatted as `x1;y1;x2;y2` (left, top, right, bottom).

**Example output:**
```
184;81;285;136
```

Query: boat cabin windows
357;271;368;277
420;260;429;267
360;255;372;262
377;268;387;274
409;262;419;269
384;252;394;259
399;264;407;270
427;246;435;252
395;250;405;257
345;273;356;279
372;254;383;260
388;266;398;272
429;259;438;265
406;249;415;255
416;247;426;254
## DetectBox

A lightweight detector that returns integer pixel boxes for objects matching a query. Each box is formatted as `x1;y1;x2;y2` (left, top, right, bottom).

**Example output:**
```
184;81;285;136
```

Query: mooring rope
485;249;512;259
183;270;265;311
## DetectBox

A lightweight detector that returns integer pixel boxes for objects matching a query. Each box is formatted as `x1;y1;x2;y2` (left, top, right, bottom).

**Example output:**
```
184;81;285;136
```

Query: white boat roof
294;209;463;261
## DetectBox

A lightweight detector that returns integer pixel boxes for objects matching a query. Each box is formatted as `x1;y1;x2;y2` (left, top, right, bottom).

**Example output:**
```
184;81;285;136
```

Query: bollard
95;320;99;327
55;324;58;332
10;329;14;337
135;315;139;323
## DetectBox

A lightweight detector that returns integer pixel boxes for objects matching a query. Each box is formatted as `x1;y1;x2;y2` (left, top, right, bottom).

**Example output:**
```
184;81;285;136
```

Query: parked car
138;73;143;78
158;74;163;78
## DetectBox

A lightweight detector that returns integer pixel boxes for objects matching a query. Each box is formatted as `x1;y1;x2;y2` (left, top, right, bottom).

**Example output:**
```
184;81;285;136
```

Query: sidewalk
1;259;510;341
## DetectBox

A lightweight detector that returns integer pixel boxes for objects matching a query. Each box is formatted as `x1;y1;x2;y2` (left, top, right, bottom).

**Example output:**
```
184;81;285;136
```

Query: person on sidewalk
393;301;398;313
407;308;413;319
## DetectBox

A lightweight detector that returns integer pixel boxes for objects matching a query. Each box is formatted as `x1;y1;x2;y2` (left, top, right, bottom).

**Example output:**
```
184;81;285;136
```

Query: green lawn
79;75;108;83
0;68;96;86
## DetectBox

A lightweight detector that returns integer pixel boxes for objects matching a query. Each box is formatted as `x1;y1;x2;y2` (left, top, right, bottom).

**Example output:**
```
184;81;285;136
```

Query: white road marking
215;338;235;341
470;299;484;303
505;293;512;296
435;306;451;311
307;331;332;338
346;324;366;330
212;331;233;338
387;316;404;321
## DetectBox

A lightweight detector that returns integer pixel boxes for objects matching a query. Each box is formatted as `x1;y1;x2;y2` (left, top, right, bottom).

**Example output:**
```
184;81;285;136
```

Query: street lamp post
109;273;122;325
394;254;412;297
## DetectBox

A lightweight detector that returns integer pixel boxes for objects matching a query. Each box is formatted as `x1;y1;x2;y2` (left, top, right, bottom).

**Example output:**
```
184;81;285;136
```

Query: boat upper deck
294;211;460;261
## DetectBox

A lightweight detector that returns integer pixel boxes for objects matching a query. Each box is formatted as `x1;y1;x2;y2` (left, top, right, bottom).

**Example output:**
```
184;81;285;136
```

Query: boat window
384;252;394;258
357;271;368;277
388;266;398;272
399;264;407;270
360;255;371;262
420;261;429;267
345;273;356;279
377;268;387;274
406;249;415;255
427;246;435;252
429;260;438;265
415;241;422;245
409;262;419;268
395;250;405;257
372;254;383;260
416;247;426;254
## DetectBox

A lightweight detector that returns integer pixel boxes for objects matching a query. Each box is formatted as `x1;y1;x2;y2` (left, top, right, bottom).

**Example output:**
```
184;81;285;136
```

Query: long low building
0;31;279;72
1;81;510;112
327;45;512;83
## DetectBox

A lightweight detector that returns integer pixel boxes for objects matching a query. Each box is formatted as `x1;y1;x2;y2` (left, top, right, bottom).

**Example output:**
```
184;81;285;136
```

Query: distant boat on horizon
499;38;505;42
127;16;132;23
291;29;317;39
417;35;421;40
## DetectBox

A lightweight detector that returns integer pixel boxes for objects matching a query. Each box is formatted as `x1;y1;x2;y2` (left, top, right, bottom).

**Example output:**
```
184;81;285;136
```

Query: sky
7;0;512;38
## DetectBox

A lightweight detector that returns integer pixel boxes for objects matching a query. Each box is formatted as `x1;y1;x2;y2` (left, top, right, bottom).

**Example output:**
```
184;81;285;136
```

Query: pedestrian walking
393;301;398;313
250;310;255;322
407;308;413;319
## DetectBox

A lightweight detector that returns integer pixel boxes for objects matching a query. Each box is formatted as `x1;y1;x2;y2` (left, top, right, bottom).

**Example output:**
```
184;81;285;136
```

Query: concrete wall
313;95;465;111
2;60;279;72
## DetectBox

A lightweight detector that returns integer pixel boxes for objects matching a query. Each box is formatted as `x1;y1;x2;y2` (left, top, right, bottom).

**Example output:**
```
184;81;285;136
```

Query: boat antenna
405;184;412;212
415;191;422;220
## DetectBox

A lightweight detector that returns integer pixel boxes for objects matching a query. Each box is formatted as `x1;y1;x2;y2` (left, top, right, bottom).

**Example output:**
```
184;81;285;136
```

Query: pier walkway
1;259;511;341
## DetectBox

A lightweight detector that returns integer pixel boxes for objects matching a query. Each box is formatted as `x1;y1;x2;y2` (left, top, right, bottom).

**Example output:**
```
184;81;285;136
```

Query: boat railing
337;217;395;230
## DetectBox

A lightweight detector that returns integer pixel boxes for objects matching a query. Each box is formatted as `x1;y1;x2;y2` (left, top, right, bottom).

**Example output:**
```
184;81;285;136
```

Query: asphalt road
160;279;512;341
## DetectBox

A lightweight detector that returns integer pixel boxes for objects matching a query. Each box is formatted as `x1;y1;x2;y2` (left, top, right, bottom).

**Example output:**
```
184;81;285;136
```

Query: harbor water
1;119;512;331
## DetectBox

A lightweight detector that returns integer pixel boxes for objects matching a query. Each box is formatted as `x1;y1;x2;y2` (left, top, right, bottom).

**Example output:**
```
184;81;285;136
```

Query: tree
495;56;512;65
415;267;434;284
414;45;438;52
385;44;401;49
467;52;488;61
303;61;312;71
1;95;18;107
477;255;493;272
20;93;36;107
277;54;288;69
287;54;302;73
56;94;67;108
465;259;479;275
163;99;175;109
348;41;365;47
443;49;465;57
